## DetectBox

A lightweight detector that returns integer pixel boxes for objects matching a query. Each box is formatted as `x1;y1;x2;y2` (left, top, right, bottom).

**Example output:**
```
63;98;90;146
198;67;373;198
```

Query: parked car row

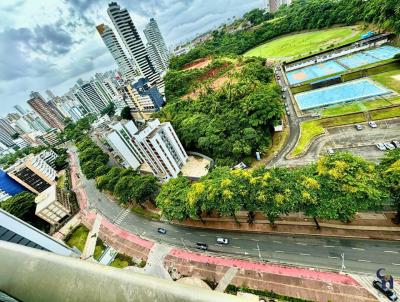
376;140;400;151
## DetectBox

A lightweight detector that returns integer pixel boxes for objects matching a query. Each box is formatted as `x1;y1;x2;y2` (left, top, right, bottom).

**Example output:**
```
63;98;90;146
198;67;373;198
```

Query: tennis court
336;45;400;69
295;79;390;110
286;61;346;85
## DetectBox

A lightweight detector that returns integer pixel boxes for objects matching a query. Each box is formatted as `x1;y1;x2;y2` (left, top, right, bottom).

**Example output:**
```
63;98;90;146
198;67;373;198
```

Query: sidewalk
165;249;377;302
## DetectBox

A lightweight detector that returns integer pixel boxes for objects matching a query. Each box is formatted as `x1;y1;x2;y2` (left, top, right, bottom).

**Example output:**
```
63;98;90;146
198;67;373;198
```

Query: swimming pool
286;61;346;85
295;79;390;110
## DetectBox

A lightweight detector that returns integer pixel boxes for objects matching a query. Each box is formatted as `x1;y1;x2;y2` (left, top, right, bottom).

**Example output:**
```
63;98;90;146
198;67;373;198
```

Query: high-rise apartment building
6;154;57;194
27;92;65;130
267;0;292;13
144;18;170;71
0;118;17;147
122;77;164;112
105;119;188;180
107;2;160;84
96;24;138;81
80;80;110;112
14;105;27;116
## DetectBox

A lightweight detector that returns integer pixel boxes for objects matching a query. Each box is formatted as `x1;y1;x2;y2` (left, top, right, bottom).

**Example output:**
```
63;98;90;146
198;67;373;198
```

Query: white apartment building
35;185;71;225
105;119;188;180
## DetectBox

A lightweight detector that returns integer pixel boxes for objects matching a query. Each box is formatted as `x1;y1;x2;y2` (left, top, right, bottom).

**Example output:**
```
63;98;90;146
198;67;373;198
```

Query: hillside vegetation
157;57;283;166
170;0;400;70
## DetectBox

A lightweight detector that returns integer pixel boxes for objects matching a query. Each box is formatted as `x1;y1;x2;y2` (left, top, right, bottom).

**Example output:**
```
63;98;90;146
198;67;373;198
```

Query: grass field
371;69;400;93
244;26;363;59
320;98;392;117
66;225;89;252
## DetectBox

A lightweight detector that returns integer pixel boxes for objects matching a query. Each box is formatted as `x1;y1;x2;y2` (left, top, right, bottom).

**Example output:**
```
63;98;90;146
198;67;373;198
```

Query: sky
0;0;262;116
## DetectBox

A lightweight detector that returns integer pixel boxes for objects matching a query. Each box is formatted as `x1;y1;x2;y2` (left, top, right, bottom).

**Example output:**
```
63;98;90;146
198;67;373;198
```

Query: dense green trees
158;58;283;165
120;107;133;120
156;152;389;224
379;149;400;223
169;0;400;70
76;137;109;180
0;192;49;232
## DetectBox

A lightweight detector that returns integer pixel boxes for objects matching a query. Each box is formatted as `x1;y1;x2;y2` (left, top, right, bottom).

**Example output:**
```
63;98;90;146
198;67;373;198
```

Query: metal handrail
0;241;247;302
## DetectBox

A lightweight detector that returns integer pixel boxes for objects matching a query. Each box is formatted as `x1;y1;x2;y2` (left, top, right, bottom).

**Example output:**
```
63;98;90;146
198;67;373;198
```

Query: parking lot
277;118;400;167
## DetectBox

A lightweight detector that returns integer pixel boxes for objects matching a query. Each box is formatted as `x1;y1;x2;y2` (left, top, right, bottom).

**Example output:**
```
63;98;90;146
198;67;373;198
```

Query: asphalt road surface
78;163;400;277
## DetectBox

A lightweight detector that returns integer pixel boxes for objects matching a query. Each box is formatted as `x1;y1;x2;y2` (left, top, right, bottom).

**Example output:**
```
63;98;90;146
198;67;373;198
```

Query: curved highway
75;155;400;277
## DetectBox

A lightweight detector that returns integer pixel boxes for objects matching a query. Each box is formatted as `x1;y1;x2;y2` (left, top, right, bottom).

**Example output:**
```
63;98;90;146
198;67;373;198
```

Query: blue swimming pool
295;79;390;110
286;61;346;85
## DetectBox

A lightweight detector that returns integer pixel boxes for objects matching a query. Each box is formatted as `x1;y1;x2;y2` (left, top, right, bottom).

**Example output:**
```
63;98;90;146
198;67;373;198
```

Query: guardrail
0;241;247;302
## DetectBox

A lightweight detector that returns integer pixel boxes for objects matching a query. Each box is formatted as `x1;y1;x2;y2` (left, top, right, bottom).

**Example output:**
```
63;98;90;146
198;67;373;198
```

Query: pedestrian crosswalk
114;208;130;225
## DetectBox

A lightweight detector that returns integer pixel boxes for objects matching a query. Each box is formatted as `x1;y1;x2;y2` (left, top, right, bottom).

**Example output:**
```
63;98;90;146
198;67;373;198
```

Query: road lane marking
185;233;192;235
384;251;398;254
251;239;260;242
357;259;371;262
273;241;282;244
324;245;335;248
328;256;339;259
232;246;241;249
352;248;365;251
253;248;259;251
392;263;400;266
173;230;180;233
275;251;284;253
300;253;310;256
200;234;206;237
296;242;307;246
171;238;176;240
233;237;239;240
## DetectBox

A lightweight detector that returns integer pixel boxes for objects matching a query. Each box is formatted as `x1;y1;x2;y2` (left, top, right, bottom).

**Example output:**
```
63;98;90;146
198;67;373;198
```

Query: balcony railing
0;241;247;302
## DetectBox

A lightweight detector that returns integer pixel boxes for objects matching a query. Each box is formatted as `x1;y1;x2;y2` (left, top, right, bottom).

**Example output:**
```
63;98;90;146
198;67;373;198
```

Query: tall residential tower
144;18;170;72
96;24;138;81
107;2;160;84
27;92;65;130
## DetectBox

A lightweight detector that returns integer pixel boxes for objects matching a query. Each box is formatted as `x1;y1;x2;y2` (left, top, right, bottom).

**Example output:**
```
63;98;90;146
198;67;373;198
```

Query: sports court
286;45;400;85
295;79;390;110
286;61;346;85
337;45;400;69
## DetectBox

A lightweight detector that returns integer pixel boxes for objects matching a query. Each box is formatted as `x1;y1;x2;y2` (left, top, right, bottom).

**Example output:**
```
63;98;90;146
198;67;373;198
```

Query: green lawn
66;225;89;252
371;69;400;93
244;26;363;59
321;98;392;117
370;106;400;120
94;238;107;261
110;254;134;269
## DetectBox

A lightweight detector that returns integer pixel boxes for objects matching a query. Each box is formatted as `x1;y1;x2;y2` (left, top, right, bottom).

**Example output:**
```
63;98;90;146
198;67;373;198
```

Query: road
74;149;400;277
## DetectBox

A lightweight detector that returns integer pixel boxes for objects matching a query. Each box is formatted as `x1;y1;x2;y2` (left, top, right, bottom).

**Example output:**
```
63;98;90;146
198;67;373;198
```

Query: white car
216;237;229;245
368;121;378;128
392;140;400;148
376;143;387;151
384;142;396;150
327;148;334;155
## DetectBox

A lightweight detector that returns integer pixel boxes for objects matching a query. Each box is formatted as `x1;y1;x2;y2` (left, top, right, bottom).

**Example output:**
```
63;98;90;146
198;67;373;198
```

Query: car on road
216;237;229;245
392;140;400;148
355;124;363;131
327;148;334;155
372;280;398;301
376;143;387;151
384;142;396;150
368;121;378;128
157;228;167;234
196;242;208;250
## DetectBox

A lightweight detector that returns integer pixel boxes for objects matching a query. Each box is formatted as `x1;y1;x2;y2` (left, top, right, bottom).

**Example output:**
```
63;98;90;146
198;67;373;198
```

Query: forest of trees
158;57;283;166
156;151;400;226
170;0;400;70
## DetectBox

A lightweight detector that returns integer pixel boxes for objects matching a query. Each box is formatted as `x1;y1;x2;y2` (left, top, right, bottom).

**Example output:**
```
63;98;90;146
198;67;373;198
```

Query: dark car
196;242;208;250
372;280;398;301
392;140;400;148
157;228;167;234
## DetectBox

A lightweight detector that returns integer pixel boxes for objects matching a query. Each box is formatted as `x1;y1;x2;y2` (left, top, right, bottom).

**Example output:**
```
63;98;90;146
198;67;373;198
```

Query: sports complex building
282;34;400;112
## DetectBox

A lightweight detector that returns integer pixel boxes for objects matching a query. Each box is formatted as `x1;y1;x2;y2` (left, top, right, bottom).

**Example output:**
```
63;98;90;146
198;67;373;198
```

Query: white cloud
0;0;261;115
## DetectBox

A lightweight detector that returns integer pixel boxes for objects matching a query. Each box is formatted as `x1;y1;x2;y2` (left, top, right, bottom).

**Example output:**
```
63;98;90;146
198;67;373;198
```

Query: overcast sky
0;0;262;116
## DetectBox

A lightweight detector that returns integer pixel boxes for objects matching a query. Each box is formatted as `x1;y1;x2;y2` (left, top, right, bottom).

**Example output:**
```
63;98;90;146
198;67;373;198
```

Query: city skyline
0;0;261;115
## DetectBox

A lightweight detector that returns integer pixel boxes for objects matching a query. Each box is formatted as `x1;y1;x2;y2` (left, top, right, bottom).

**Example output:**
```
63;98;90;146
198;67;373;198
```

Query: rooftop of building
35;184;57;213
